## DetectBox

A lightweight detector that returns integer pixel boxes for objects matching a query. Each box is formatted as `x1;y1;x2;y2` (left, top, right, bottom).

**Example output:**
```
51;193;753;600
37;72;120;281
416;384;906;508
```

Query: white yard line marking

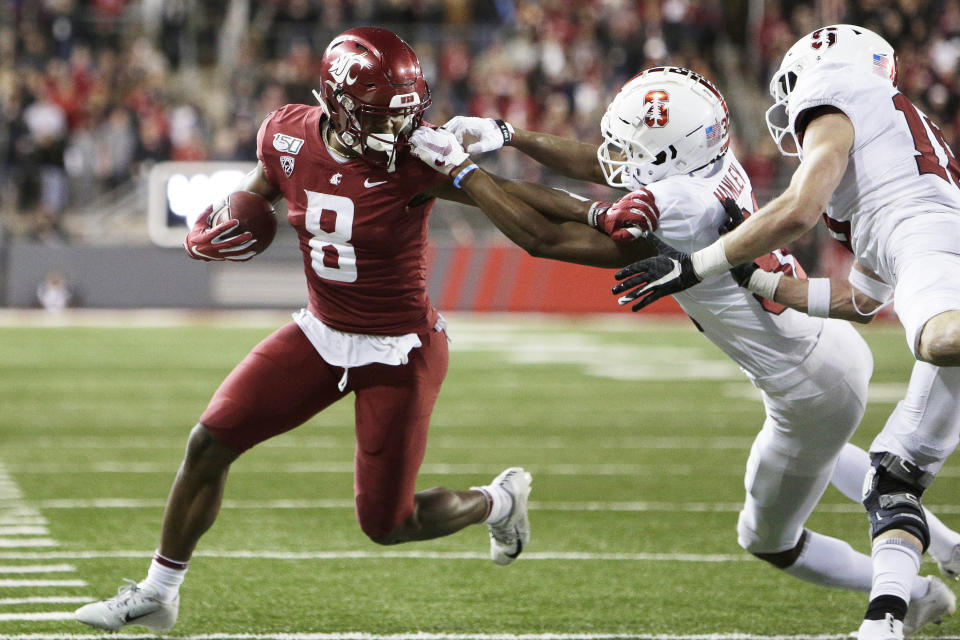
0;549;745;562
0;527;49;535
0;611;75;621
0;508;41;518
0;539;58;548
0;579;86;587
12;497;959;515
0;632;900;640
0;596;91;605
0;462;82;618
0;564;75;574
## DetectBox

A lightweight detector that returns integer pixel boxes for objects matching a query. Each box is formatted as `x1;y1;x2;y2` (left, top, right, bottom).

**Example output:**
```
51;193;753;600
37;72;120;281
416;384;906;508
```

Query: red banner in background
427;244;683;314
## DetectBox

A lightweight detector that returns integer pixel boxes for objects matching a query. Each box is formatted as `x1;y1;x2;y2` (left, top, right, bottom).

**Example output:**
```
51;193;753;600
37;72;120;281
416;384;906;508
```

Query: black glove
612;233;701;312
729;261;759;287
719;197;747;235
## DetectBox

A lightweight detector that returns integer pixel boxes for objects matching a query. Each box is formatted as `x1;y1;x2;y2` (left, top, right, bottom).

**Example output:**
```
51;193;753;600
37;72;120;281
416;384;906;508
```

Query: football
211;190;278;256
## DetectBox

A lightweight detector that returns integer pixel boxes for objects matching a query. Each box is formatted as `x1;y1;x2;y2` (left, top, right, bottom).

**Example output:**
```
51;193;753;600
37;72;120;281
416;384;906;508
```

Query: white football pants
737;319;873;553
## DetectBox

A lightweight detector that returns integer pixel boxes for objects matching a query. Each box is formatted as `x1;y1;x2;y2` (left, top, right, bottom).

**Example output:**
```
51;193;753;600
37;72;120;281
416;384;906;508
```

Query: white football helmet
597;66;730;188
766;24;897;156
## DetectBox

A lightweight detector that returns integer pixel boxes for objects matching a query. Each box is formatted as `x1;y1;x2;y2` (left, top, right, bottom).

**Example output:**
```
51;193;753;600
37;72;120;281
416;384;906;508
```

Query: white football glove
409;126;470;175
442;116;514;153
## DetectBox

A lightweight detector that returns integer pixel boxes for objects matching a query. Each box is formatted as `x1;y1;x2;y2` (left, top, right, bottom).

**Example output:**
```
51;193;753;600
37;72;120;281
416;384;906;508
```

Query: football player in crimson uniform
410;64;960;636
74;26;617;633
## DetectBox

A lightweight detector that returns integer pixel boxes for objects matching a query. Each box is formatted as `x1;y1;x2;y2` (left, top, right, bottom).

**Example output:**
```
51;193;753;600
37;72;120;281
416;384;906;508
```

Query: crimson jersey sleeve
255;105;449;336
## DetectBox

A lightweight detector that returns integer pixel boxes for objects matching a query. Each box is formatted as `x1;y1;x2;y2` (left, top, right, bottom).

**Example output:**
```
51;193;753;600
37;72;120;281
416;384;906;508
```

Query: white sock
476;484;513;524
783;530;873;591
140;553;188;602
870;538;922;604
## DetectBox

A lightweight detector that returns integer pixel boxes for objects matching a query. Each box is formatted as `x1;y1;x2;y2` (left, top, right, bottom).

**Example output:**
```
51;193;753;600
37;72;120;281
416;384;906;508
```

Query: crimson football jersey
257;104;448;335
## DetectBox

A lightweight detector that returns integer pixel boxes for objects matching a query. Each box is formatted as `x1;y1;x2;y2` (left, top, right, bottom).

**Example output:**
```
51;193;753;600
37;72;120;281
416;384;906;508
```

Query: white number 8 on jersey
304;191;358;283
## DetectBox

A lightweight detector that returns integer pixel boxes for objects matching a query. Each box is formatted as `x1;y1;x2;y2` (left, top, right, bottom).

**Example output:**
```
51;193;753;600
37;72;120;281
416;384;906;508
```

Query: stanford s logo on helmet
314;27;431;172
765;24;897;157
810;27;838;49
643;91;670;128
598;67;730;188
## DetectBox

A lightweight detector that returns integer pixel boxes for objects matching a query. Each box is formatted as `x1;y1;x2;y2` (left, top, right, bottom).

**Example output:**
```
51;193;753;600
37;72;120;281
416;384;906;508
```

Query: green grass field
1;313;958;639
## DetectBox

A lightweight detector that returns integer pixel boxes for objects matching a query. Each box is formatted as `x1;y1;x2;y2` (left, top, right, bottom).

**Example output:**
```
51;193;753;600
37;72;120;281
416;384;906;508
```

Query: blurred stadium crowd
2;0;959;260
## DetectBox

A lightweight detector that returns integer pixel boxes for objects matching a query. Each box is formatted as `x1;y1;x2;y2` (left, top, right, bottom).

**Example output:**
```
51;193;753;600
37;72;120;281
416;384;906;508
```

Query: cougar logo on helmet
643;91;670;128
313;27;432;173
327;52;372;86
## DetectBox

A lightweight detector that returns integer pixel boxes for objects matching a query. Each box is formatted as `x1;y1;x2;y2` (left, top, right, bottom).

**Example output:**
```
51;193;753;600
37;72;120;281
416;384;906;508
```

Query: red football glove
593;188;661;242
183;203;256;262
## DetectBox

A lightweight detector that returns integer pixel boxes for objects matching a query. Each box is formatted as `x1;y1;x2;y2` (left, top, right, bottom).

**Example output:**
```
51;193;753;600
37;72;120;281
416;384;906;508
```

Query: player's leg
858;238;960;638
832;442;960;579
349;329;530;561
738;322;872;587
858;361;960;637
349;328;478;541
76;322;347;632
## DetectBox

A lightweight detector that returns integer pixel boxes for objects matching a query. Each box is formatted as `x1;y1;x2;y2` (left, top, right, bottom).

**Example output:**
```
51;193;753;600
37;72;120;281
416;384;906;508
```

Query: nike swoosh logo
505;537;523;559
363;179;388;188
642;260;682;292
124;611;150;623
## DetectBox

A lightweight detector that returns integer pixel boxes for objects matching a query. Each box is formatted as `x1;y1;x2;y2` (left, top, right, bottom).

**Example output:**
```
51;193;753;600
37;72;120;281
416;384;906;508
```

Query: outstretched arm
697;110;853;274
461;171;653;267
443;116;606;184
509;127;607;185
413;129;653;268
741;262;887;324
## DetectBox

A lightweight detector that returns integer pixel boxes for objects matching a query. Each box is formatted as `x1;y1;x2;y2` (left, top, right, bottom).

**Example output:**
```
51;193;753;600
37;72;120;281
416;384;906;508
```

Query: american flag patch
873;53;890;74
706;122;721;145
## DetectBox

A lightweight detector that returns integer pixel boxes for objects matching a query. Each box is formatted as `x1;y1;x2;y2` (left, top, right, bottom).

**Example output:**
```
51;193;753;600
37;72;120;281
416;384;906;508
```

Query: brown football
211;190;278;256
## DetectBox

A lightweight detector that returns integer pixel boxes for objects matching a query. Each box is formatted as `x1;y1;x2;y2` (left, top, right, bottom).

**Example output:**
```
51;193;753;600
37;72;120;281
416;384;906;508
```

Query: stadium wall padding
3;241;683;314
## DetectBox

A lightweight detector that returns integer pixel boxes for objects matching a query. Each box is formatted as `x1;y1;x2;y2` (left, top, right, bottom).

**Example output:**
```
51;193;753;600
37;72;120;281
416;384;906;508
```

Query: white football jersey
788;61;960;283
646;154;824;384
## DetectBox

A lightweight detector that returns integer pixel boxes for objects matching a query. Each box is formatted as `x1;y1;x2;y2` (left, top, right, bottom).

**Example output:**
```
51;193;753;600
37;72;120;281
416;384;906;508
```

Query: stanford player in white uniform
75;27;542;633
407;65;960;636
609;27;960;639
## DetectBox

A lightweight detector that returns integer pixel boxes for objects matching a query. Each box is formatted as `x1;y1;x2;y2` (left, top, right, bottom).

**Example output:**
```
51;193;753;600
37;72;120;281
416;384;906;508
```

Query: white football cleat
75;580;179;632
485;467;532;566
936;543;960;580
903;575;956;635
857;613;904;640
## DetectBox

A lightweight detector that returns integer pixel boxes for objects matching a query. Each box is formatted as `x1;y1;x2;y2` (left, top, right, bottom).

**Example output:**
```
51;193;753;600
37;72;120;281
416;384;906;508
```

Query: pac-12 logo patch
273;133;304;155
644;90;669;128
281;156;295;177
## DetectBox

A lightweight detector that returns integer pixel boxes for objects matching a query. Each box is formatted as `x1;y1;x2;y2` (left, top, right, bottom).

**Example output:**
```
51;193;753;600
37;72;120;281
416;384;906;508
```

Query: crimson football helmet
597;67;730;188
766;24;897;156
314;27;431;172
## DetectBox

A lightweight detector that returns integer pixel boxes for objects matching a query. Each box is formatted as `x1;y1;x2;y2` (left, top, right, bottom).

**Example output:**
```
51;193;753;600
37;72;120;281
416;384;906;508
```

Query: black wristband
494;119;514;145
